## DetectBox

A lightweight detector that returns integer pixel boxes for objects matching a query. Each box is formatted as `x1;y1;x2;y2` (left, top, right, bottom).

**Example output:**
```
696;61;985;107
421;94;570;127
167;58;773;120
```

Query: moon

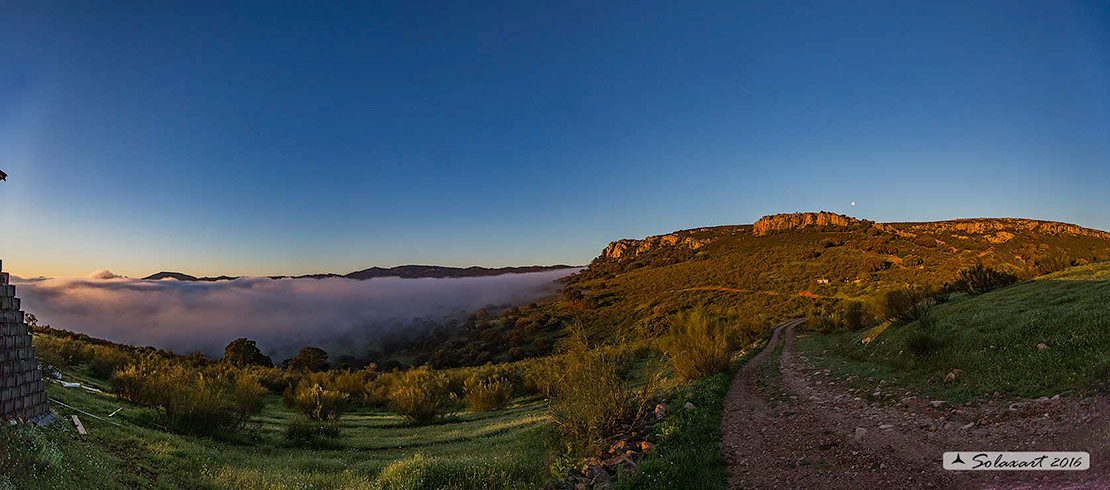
850;201;856;206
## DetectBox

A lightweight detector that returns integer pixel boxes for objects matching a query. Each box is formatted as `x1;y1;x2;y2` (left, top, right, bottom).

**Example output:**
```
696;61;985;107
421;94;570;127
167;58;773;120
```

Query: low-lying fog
12;268;579;361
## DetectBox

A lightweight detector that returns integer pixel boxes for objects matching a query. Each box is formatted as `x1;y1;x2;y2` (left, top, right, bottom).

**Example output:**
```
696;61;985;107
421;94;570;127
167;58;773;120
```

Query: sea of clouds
12;268;578;360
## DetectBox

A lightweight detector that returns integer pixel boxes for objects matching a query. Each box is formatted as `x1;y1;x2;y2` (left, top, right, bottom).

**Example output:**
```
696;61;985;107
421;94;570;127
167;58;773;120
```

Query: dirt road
721;320;1108;489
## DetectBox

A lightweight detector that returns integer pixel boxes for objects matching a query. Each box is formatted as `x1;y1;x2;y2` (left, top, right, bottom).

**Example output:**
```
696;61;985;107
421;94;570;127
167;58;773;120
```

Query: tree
222;338;272;367
289;347;329;372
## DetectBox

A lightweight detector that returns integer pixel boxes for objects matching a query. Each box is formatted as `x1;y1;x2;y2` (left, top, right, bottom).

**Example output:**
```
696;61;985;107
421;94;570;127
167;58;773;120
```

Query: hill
559;212;1110;339
142;271;239;281
383;212;1110;368
344;265;575;280
799;259;1110;401
142;265;575;282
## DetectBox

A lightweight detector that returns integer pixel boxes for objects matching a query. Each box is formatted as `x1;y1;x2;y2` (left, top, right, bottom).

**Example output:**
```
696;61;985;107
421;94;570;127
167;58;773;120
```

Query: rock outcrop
600;233;711;260
890;218;1110;239
752;212;861;235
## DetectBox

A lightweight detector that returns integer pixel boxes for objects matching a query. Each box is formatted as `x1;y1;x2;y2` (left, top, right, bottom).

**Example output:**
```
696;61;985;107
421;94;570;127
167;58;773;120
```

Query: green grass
6;368;557;490
798;261;1110;402
614;338;767;490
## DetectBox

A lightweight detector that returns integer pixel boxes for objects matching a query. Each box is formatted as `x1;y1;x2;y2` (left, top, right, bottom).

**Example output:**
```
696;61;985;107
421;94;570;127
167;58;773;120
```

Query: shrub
805;311;835;333
463;374;512;412
928;283;952;304
291;383;349;423
86;345;131;378
659;307;758;381
875;286;931;325
954;264;1017;295
284;416;339;444
543;331;647;452
836;301;867;330
247;366;292;393
388;367;454;422
110;358;265;435
330;369;369;402
660;307;734;381
906;312;943;357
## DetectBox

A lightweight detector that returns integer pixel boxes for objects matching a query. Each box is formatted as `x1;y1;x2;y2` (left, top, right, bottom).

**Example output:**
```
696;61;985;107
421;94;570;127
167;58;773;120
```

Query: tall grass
463;374;513;412
659;306;757;381
388;366;455;422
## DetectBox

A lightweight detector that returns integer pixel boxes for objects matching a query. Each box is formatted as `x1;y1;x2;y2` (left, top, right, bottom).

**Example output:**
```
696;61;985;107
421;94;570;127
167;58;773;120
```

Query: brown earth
721;320;1109;489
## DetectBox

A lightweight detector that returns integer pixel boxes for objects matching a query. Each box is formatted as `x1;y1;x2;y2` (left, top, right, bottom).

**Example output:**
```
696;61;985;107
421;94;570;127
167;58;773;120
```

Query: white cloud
14;269;577;360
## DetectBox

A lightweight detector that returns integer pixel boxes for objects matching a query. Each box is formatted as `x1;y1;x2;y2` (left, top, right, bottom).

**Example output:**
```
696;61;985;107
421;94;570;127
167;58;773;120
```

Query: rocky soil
722;320;1109;489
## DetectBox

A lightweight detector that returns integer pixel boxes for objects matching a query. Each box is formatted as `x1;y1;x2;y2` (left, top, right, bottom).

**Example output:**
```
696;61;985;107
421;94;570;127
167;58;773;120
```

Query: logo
944;452;1089;471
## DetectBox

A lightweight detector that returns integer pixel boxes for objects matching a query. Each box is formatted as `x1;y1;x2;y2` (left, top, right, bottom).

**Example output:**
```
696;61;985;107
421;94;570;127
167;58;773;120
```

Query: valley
4;213;1109;489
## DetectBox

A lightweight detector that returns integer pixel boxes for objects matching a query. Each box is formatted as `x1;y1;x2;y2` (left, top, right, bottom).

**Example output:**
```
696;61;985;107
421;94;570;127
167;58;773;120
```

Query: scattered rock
930;400;946;408
1036;396;1051;403
961;422;975;430
878;424;894;430
684;401;695;410
1051;394;1060;401
609;440;628;455
943;369;963;383
854;427;867;441
1037;343;1049;350
653;404;666;420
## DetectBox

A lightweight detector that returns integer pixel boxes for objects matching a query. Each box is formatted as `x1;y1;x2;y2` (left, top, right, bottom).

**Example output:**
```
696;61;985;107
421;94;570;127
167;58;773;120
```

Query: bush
110;358;266;435
291;383;349;423
837;301;867;330
660;307;734;381
284;417;340;444
388;367;454;422
659;307;757;381
954;264;1017;295
906;312;943;357
86;345;131;378
330;369;370;402
463;374;512;412
805;312;835;333
543;331;647;452
875;286;931;325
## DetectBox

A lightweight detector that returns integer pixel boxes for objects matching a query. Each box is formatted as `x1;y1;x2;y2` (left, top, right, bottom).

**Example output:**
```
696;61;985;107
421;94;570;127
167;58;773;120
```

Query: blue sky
1;1;1108;277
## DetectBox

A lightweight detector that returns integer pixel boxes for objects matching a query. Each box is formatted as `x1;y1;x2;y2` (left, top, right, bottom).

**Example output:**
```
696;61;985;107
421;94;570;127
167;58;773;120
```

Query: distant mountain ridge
141;264;576;282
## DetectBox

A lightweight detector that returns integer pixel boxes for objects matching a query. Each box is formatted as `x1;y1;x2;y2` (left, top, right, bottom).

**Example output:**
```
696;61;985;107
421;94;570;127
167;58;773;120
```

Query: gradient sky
2;1;1108;278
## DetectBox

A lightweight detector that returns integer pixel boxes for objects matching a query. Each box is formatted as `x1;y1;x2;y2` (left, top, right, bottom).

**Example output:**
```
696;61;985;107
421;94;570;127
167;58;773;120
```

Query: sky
1;0;1108;278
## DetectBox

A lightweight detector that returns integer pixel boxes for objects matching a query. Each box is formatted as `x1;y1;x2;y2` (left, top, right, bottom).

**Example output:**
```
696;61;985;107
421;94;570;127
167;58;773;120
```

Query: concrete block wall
0;259;50;422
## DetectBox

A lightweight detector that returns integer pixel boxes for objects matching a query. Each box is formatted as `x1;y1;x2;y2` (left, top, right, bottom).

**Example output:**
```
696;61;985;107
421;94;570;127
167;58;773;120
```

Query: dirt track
721;320;1109;489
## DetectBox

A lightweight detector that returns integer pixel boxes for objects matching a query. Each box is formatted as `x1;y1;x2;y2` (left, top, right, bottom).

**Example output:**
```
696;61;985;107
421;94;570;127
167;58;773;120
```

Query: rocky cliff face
601;233;711;260
893;218;1110;239
598;213;1110;262
752;212;861;235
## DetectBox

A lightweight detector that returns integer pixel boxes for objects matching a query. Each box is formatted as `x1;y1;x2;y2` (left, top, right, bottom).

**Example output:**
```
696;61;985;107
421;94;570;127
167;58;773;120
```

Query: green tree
289;347;329;372
222;338;272;367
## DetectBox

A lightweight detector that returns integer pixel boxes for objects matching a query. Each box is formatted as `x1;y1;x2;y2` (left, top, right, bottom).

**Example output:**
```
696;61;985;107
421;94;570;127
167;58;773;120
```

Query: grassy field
5;365;557;490
797;261;1110;402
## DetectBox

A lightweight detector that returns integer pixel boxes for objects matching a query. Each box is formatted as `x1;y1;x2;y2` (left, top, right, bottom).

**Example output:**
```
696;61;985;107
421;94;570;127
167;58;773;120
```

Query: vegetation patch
798;262;1110;402
614;344;763;490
